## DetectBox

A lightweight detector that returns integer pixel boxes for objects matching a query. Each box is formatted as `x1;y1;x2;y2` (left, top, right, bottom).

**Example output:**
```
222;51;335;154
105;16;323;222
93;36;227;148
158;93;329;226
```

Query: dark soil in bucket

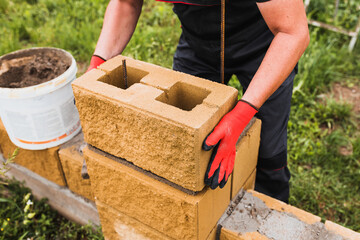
0;48;72;88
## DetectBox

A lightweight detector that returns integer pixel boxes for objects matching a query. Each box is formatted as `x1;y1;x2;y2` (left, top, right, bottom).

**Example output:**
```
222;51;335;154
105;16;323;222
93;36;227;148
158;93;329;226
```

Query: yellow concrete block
58;133;93;200
96;201;172;240
83;146;231;240
242;168;256;191
325;220;360;240
206;226;218;240
73;55;238;191
221;229;270;240
0;120;66;186
231;119;261;199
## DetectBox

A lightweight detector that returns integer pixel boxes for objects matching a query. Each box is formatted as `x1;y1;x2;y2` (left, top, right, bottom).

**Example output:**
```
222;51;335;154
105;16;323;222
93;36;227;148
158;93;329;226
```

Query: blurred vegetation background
0;0;359;238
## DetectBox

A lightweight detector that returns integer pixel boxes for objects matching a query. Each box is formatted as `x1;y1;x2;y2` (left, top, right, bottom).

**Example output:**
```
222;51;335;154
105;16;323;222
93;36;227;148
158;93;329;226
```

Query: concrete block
83;146;231;240
73;55;238;191
219;191;347;240
206;226;218;240
231;119;261;199
242;168;256;192
96;201;172;240
248;190;321;224
221;229;270;240
325;220;360;240
0;120;66;186
3;157;100;226
58;133;93;200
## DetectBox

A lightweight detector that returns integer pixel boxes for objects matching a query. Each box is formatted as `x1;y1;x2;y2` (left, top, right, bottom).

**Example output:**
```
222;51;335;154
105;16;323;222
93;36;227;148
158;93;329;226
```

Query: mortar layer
58;133;93;200
221;229;270;240
83;146;231;240
0;120;66;186
220;191;348;240
96;200;172;240
72;55;238;191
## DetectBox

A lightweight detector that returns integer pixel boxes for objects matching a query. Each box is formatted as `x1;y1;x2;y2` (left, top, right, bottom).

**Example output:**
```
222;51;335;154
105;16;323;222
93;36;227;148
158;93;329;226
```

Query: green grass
0;0;359;237
0;178;103;239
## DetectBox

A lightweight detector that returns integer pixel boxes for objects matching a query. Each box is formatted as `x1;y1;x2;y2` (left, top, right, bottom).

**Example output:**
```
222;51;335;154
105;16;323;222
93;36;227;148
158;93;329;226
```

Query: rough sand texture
0;48;71;88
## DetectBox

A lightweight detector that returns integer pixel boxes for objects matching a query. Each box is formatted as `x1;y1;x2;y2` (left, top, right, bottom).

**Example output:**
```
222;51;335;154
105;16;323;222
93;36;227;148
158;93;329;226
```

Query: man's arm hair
93;0;144;60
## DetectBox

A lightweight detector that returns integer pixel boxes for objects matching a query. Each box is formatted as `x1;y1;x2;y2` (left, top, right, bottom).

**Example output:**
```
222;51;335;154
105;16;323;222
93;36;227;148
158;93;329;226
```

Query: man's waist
156;0;219;6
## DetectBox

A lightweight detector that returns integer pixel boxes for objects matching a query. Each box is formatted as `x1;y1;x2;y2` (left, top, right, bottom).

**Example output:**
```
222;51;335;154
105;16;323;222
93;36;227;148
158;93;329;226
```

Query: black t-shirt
168;0;273;66
159;0;270;6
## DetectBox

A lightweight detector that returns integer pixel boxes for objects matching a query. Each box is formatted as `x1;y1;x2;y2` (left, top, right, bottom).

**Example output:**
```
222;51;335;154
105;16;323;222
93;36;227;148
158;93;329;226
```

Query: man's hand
86;55;106;72
202;100;258;189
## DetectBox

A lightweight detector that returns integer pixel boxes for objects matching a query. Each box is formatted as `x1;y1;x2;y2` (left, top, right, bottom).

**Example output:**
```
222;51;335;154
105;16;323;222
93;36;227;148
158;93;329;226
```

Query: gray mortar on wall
219;191;347;240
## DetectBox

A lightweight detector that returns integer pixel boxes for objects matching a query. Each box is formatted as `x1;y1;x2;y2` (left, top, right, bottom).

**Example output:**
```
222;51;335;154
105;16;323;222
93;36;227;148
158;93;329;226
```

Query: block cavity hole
156;82;210;111
97;63;148;89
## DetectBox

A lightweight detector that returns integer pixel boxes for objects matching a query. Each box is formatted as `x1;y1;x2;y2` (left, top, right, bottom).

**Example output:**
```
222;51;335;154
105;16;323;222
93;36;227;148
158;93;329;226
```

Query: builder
87;0;309;203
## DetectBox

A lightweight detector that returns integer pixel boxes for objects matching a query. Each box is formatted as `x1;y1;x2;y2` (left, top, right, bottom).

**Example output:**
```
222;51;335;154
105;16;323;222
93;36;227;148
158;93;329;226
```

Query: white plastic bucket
0;47;81;150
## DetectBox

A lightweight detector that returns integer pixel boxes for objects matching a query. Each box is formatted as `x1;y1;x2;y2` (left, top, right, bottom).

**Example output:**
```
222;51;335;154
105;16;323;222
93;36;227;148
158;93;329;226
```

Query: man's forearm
242;30;309;109
94;0;143;60
242;0;309;109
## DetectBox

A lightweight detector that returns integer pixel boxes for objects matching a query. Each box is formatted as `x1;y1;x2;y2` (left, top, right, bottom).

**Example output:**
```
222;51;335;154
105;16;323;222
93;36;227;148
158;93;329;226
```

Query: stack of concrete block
0;120;94;201
72;55;262;240
0;120;67;187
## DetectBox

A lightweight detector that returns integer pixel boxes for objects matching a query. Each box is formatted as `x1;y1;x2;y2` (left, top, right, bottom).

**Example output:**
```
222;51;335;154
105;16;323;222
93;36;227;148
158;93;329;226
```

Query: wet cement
219;191;346;240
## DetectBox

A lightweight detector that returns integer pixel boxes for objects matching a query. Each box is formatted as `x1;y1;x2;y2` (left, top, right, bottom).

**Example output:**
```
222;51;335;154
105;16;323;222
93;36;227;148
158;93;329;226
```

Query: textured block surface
58;133;93;200
0;120;66;186
73;55;238;191
96;201;172;240
83;146;231;240
231;119;261;199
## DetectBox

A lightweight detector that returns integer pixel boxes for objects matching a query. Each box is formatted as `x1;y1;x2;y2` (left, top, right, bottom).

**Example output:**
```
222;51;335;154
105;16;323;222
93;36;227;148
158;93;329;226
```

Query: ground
324;81;360;156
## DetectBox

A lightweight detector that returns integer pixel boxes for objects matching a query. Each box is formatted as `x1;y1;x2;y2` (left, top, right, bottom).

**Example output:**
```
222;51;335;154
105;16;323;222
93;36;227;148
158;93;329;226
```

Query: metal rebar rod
220;0;225;84
122;59;128;89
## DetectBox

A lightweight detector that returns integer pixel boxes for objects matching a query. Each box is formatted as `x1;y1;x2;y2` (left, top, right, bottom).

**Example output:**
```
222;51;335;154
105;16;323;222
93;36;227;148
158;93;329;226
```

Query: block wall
58;133;93;200
0;120;66;186
84;146;231;240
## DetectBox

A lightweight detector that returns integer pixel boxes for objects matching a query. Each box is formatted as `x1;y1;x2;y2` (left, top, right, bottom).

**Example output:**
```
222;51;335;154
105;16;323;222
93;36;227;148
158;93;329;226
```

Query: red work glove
202;99;258;189
86;55;106;72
